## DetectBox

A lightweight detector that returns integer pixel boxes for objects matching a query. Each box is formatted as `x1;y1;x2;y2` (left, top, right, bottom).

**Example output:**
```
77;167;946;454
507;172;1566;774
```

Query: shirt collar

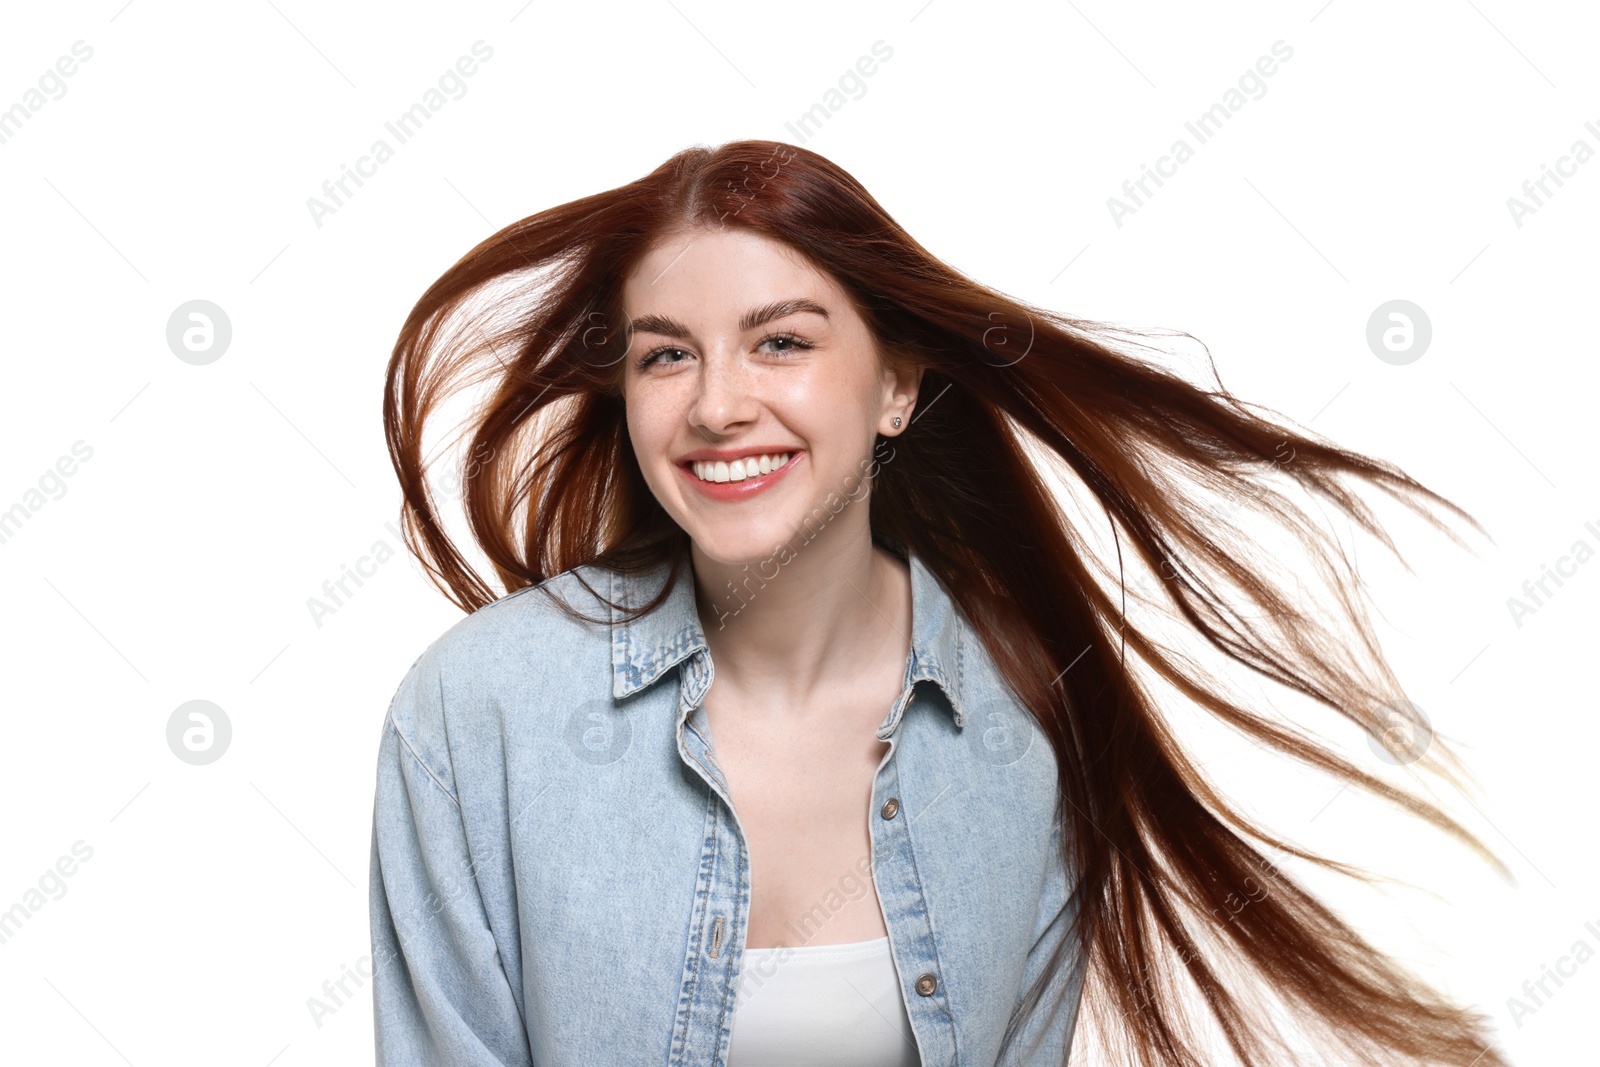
609;547;971;732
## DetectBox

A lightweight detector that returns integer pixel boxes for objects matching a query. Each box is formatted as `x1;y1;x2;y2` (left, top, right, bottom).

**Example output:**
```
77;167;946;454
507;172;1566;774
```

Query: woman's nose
685;348;759;432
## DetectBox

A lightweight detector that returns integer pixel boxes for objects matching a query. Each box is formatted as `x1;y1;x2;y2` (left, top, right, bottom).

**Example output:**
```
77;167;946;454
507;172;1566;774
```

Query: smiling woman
371;139;1512;1067
620;236;916;558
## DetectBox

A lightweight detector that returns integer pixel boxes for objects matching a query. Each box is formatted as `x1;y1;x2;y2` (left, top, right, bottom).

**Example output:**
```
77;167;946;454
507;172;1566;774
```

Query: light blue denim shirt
369;547;1088;1065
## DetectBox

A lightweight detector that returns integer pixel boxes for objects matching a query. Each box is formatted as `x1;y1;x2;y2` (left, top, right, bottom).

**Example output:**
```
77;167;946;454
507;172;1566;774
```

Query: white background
0;1;1595;1064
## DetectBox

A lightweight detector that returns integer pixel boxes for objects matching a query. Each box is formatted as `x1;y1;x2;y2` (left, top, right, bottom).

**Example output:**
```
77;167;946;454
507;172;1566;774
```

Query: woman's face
619;225;919;567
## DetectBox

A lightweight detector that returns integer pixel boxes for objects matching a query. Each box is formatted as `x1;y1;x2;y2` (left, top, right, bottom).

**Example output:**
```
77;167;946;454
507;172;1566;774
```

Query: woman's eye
636;347;688;369
759;334;814;356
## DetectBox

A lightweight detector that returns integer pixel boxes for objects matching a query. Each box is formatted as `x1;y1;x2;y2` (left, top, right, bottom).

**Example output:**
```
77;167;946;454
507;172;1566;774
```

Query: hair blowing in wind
383;139;1512;1066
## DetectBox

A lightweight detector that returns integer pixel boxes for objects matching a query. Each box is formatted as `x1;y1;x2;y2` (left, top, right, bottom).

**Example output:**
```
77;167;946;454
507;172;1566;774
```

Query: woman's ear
882;361;924;433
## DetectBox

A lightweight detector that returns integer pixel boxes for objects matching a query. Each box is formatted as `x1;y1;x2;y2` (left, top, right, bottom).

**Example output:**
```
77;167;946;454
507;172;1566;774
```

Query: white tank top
727;935;922;1066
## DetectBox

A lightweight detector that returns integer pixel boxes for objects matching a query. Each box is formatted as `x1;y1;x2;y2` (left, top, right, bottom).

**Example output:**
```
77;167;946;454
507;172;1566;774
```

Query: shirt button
915;973;938;996
880;797;900;819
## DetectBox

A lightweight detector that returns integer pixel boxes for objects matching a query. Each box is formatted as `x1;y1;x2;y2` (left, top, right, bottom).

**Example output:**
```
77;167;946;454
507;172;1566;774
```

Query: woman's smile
676;448;805;501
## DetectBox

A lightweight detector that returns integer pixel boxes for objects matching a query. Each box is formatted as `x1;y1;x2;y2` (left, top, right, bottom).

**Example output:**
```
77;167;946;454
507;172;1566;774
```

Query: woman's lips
677;451;803;501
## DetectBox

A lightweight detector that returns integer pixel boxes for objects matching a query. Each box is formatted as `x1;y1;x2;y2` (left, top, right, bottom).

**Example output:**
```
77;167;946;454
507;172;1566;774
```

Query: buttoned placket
865;644;963;1067
664;642;750;1066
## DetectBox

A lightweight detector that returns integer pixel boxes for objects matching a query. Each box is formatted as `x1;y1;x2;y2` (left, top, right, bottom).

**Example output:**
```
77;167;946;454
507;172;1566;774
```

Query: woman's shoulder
381;561;620;759
433;561;616;659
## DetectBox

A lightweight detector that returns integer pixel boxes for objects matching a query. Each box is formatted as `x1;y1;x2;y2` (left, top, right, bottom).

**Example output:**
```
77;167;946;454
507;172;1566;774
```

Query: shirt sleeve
998;813;1092;1066
369;654;533;1067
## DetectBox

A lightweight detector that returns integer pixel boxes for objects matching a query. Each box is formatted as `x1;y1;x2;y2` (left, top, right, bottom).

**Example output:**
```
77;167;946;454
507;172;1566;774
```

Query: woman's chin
685;531;791;569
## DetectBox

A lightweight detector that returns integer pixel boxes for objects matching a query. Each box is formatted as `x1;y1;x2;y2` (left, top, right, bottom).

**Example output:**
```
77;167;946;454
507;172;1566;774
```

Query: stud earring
891;416;902;428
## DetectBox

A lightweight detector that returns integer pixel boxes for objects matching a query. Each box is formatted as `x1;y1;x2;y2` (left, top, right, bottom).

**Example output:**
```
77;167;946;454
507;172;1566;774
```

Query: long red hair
383;138;1510;1066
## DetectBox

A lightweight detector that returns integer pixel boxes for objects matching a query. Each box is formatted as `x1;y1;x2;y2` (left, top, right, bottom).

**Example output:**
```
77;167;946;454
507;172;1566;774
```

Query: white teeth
691;452;791;484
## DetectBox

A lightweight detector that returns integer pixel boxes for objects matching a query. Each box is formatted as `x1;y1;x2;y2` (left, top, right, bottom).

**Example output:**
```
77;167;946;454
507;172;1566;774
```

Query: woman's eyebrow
626;298;830;340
